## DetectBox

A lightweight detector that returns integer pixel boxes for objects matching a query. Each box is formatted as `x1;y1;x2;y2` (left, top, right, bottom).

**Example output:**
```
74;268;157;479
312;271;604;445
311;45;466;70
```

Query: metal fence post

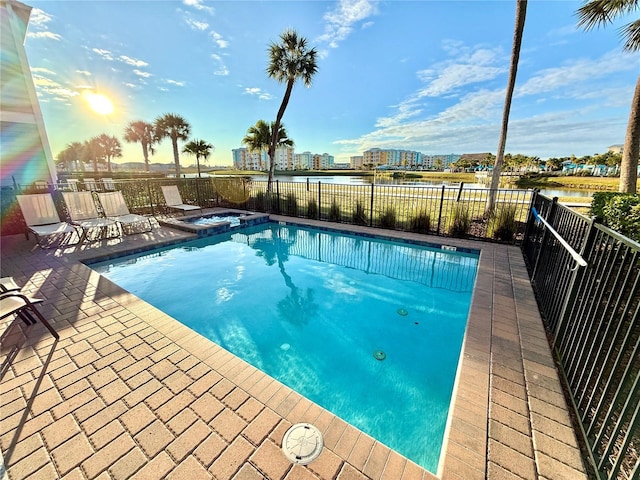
522;189;539;248
369;183;374;227
318;181;321;220
436;185;446;234
276;180;280;214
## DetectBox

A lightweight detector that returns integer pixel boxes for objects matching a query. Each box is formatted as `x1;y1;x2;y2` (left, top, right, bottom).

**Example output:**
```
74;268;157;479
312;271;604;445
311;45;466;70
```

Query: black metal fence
3;177;533;243
522;192;639;480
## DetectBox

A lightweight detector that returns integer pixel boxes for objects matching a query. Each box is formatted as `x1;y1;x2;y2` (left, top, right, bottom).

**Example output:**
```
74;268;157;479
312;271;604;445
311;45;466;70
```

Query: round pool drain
282;423;323;465
280;343;291;351
397;308;408;316
373;350;387;361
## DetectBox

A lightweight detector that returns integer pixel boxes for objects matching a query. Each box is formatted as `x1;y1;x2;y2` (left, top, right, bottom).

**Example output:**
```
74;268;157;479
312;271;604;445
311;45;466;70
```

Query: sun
83;92;114;115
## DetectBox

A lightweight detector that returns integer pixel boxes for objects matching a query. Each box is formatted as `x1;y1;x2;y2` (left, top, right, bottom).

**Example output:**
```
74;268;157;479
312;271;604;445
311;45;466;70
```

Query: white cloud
243;87;273;100
133;69;152;78
318;0;379;49
184;17;209;31
210;31;229;48
214;66;229;76
119;55;148;67
92;48;115;61
76;70;92;76
167;79;185;87
32;74;79;100
32;67;57;76
183;0;215;15
28;8;53;27
27;31;61;40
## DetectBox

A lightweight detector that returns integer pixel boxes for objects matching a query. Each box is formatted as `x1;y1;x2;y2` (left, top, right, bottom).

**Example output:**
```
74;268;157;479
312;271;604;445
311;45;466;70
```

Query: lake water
241;174;594;199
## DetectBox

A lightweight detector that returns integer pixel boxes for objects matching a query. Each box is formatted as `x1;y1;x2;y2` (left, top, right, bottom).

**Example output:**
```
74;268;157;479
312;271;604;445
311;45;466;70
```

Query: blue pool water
90;223;478;472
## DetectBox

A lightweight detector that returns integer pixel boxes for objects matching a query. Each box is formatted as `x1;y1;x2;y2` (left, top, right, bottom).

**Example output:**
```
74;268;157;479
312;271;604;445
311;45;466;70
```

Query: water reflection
234;224;478;293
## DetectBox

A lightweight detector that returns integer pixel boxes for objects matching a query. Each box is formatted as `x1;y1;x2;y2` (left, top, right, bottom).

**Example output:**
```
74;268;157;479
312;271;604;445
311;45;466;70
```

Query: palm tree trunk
197;155;202;178
620;75;640;193
172;138;181;177
268;79;294;192
107;155;112;173
486;0;527;215
142;143;150;172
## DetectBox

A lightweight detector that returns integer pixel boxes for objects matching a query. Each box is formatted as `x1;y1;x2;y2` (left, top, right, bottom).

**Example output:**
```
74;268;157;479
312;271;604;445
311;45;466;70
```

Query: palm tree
487;0;528;215
242;120;294;173
266;29;318;192
577;0;640;193
82;138;104;173
155;113;191;177
182;139;214;178
56;141;84;172
123;121;157;172
94;134;122;173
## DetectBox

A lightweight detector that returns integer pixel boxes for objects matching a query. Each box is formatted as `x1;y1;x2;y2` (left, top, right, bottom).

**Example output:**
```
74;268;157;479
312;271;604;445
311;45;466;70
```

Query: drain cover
282;423;323;465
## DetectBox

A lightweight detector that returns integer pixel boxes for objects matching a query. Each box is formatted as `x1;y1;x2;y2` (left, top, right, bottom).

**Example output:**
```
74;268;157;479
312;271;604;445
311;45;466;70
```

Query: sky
22;0;640;167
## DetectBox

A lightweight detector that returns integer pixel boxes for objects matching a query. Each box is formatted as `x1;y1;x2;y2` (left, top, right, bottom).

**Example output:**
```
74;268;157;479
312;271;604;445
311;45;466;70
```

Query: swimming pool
90;223;479;472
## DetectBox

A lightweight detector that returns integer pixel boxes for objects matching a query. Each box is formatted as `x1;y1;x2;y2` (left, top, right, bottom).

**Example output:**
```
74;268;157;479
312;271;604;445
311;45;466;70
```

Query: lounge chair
66;179;79;191
102;178;116;191
84;178;98;191
61;191;118;241
161;185;202;214
0;277;20;293
0;291;59;339
97;191;153;234
16;194;81;248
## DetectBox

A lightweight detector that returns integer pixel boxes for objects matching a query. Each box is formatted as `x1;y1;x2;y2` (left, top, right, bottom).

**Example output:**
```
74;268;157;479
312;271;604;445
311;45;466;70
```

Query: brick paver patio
0;213;588;479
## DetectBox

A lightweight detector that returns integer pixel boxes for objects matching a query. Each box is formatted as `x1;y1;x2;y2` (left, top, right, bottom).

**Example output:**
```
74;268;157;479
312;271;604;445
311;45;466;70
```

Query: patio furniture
16;194;81;248
0;277;20;293
84;178;98;191
67;179;79;191
161;185;202;214
0;291;59;339
96;191;153;234
102;178;116;191
61;191;119;241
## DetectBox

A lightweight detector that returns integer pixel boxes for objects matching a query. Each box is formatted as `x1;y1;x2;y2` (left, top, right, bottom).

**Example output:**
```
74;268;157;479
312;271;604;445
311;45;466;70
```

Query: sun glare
84;92;114;115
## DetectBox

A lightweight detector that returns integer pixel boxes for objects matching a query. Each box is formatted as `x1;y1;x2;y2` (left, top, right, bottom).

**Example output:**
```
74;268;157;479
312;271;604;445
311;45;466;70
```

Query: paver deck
0;213;588;479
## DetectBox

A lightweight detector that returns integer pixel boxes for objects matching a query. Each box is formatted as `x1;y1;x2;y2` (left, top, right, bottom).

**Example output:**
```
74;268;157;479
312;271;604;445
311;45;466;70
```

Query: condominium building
232;146;295;171
350;156;364;169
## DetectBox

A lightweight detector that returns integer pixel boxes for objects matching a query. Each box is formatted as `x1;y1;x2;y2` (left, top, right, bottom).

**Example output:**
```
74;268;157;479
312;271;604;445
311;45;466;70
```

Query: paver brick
120;402;157;435
188;370;223;397
81;433;136;479
51;433;95;477
156;390;196;422
166;418;211;462
250;439;291;480
164;370;193;394
192;392;225;423
130;451;175;480
108;447;147;480
41;413;81;450
308;447;343;480
194;432;227;467
7;446;51;479
209;435;253;480
167;408;198;435
211;408;247;442
168;454;211;479
234;463;267;480
135;419;175;458
89;419;126;450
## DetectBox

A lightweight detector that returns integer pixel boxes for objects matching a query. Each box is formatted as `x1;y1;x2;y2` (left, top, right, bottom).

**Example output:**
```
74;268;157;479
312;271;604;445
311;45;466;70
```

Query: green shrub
254;191;266;211
602;194;640;242
306;198;318;219
328;198;341;222
408;211;431;233
448;205;471;237
489;205;517;241
352;200;367;225
590;192;622;219
378;207;397;229
284;192;298;216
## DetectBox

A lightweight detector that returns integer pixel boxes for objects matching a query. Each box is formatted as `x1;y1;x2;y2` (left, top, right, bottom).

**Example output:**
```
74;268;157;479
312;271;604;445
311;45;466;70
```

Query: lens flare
83;92;114;115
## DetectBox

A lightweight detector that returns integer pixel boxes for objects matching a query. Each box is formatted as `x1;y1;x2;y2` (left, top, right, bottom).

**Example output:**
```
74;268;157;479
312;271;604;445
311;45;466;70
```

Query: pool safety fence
6;177;533;243
521;192;640;480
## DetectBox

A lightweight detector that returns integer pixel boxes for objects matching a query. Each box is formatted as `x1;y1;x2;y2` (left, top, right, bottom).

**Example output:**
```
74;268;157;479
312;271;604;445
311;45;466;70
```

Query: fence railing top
532;207;588;269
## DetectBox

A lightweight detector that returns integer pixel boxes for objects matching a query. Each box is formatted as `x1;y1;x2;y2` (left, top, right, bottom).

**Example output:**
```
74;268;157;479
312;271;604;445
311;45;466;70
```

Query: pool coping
0;212;588;480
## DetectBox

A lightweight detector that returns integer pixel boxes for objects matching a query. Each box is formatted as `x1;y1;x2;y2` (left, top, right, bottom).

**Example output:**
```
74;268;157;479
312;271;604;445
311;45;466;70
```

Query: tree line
450;151;623;172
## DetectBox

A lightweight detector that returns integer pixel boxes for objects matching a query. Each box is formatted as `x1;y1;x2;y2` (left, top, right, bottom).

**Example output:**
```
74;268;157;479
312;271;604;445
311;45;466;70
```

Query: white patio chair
96;191;152;234
67;179;79;191
16;194;81;248
61;191;118;241
0;291;59;339
102;178;116;191
84;178;98;191
161;185;202;214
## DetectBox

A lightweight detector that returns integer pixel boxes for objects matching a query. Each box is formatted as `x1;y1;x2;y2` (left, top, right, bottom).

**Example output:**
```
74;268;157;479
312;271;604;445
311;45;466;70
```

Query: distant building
1;0;57;188
608;144;623;154
350;155;364;169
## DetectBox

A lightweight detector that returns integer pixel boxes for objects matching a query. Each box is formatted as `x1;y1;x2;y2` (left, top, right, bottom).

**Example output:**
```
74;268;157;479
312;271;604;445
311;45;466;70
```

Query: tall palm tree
56;141;84;172
487;0;528;215
266;29;318;192
155;113;191;177
123;121;157;172
242;120;294;172
578;0;640;193
94;134;122;173
82;138;104;173
182;139;214;178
